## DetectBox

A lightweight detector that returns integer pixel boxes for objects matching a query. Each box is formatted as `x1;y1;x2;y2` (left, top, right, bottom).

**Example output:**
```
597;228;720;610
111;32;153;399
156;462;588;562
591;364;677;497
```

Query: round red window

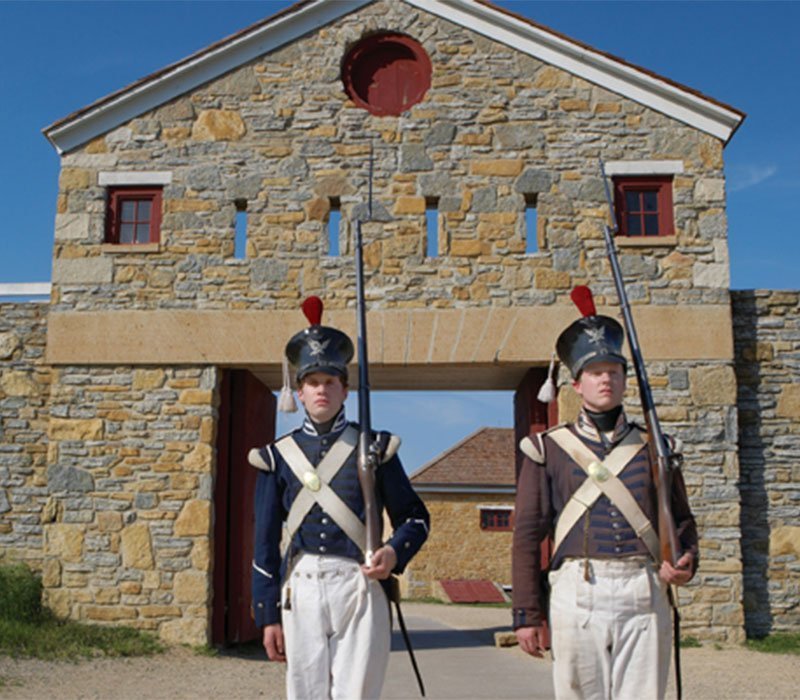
342;33;432;116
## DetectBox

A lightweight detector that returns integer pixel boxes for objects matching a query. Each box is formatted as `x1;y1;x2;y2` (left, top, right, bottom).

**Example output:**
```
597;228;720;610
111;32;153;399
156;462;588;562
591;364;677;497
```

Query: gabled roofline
411;0;744;143
409;426;490;482
43;0;744;154
43;0;371;154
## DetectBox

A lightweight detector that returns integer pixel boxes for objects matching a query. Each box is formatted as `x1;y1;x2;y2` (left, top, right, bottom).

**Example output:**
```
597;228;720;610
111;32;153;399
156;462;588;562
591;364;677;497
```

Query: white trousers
548;558;672;700
282;553;391;700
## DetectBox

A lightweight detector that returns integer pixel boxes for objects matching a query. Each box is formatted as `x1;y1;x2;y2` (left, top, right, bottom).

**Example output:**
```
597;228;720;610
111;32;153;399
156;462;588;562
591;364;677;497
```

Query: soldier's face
573;361;626;413
297;372;348;423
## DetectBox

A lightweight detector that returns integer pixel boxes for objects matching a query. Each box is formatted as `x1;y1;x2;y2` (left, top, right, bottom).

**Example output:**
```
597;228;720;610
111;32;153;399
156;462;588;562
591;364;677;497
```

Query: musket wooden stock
599;159;681;567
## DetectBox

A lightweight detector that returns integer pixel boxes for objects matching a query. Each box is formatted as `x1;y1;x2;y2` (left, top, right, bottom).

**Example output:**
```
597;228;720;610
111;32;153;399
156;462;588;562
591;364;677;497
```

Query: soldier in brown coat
512;298;698;700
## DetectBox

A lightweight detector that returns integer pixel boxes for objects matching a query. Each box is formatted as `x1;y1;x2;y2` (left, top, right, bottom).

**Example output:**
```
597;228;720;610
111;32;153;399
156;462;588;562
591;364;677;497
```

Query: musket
354;144;382;567
354;144;426;697
598;159;681;567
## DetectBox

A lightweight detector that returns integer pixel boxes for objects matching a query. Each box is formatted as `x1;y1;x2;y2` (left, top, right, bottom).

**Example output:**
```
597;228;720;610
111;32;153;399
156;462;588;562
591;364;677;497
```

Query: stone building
408;427;516;599
0;0;796;646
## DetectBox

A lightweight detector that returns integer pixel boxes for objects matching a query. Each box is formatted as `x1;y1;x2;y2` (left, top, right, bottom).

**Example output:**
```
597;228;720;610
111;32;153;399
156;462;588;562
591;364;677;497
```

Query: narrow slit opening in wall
426;199;439;257
328;198;341;256
525;196;538;254
234;200;247;259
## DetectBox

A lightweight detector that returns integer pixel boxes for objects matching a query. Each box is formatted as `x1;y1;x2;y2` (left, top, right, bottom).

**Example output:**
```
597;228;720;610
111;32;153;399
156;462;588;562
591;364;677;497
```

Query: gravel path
1;603;798;699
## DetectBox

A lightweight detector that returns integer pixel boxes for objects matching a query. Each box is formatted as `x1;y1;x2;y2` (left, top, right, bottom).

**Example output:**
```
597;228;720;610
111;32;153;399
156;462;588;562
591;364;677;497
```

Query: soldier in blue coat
249;298;429;700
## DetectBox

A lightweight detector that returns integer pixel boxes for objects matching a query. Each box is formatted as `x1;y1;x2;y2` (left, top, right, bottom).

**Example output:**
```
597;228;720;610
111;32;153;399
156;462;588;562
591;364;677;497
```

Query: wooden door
513;367;559;649
213;369;275;645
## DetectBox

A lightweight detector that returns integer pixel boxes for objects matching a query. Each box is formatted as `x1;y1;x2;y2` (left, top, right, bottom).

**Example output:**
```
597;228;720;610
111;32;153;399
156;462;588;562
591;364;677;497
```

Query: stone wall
0;302;50;569
732;290;800;636
405;492;515;599
30;0;746;643
41;365;218;645
51;0;729;315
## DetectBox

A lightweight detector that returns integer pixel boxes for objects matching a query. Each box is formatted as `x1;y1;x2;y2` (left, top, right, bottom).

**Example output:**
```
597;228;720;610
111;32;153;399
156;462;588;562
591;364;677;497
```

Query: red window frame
479;508;514;532
106;187;162;244
613;176;674;237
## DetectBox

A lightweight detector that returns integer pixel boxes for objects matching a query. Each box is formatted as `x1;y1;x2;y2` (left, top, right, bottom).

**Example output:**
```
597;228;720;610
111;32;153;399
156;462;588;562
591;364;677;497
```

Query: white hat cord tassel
278;355;298;413
537;353;557;404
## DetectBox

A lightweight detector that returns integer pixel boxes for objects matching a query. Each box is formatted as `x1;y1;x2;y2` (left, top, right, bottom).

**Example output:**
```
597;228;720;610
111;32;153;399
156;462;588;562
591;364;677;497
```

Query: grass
680;635;702;648
406;596;511;608
0;563;164;661
746;632;800;655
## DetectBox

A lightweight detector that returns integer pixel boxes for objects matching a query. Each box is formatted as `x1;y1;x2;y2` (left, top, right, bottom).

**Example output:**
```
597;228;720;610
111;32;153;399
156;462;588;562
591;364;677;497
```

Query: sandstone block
776;384;800;419
97;512;123;532
173;570;208;604
160;616;208;646
535;268;570;289
393;196;427;215
175;500;211;537
450;239;483;257
48;418;103;440
769;526;800;558
689;366;737;406
191;539;211;571
85;605;137;621
470;159;523;177
59;168;91;191
184;443;213;473
0;331;20;359
192;109;246;141
1;370;40;397
52;257;113;285
42;558;61;588
46;524;85;562
131;369;165;391
180;389;213;405
121;523;154;569
45;588;71;618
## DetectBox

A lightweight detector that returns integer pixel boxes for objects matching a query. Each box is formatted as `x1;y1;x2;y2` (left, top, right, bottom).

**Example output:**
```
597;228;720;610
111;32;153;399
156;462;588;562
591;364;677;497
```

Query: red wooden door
213;369;275;645
513;367;559;649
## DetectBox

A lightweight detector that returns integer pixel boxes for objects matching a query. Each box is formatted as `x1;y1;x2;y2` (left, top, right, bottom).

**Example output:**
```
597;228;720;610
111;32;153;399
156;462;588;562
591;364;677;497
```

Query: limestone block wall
0;303;50;568
732;290;800;636
406;492;515;599
41;365;218;645
50;0;730;315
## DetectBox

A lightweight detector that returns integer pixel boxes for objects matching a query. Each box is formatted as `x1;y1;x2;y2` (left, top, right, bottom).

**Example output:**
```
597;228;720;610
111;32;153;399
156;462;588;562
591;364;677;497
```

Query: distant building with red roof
404;427;516;600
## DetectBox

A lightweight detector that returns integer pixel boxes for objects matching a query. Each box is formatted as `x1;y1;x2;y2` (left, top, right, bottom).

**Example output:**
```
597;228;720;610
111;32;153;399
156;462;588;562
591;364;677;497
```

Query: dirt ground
1;603;798;699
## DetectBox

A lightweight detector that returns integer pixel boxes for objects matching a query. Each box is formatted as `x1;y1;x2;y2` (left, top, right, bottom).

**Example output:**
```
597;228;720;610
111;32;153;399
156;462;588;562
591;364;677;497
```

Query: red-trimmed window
613;176;674;237
480;508;513;532
106;187;162;244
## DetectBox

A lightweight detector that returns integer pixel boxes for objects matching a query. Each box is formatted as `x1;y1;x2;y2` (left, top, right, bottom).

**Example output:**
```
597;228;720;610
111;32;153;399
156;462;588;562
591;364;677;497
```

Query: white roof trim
0;283;52;297
98;171;173;186
44;0;743;154
604;160;685;176
407;0;742;142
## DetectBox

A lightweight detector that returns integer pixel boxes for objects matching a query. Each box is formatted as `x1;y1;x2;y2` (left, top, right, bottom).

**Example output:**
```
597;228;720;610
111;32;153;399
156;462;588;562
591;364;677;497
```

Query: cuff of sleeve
387;536;414;573
513;607;541;630
253;598;281;627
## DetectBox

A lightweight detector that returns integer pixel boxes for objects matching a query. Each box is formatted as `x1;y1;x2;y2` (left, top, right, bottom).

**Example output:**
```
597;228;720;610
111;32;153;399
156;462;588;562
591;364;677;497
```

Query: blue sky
1;0;797;471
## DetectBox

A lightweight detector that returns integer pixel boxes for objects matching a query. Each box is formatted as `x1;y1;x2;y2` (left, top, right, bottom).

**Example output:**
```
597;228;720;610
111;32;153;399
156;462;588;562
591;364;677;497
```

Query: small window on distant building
426;199;438;257
106;187;162;244
614;177;674;237
480;507;513;532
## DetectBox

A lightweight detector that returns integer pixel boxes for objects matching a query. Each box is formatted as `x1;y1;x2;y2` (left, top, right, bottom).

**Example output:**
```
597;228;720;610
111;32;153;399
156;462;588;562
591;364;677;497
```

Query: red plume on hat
302;296;323;326
570;285;597;317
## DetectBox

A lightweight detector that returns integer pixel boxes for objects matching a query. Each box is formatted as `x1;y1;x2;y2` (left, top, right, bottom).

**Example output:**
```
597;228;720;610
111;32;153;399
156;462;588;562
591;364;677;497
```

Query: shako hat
285;296;354;383
556;286;627;379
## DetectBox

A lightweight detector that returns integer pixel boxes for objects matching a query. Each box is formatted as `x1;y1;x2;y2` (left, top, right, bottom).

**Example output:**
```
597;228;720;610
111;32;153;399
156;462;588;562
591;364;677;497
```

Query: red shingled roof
410;427;515;487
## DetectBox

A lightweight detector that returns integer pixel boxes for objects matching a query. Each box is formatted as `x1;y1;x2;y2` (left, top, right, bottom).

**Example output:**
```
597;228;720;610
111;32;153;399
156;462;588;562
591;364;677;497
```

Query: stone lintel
46;305;733;390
